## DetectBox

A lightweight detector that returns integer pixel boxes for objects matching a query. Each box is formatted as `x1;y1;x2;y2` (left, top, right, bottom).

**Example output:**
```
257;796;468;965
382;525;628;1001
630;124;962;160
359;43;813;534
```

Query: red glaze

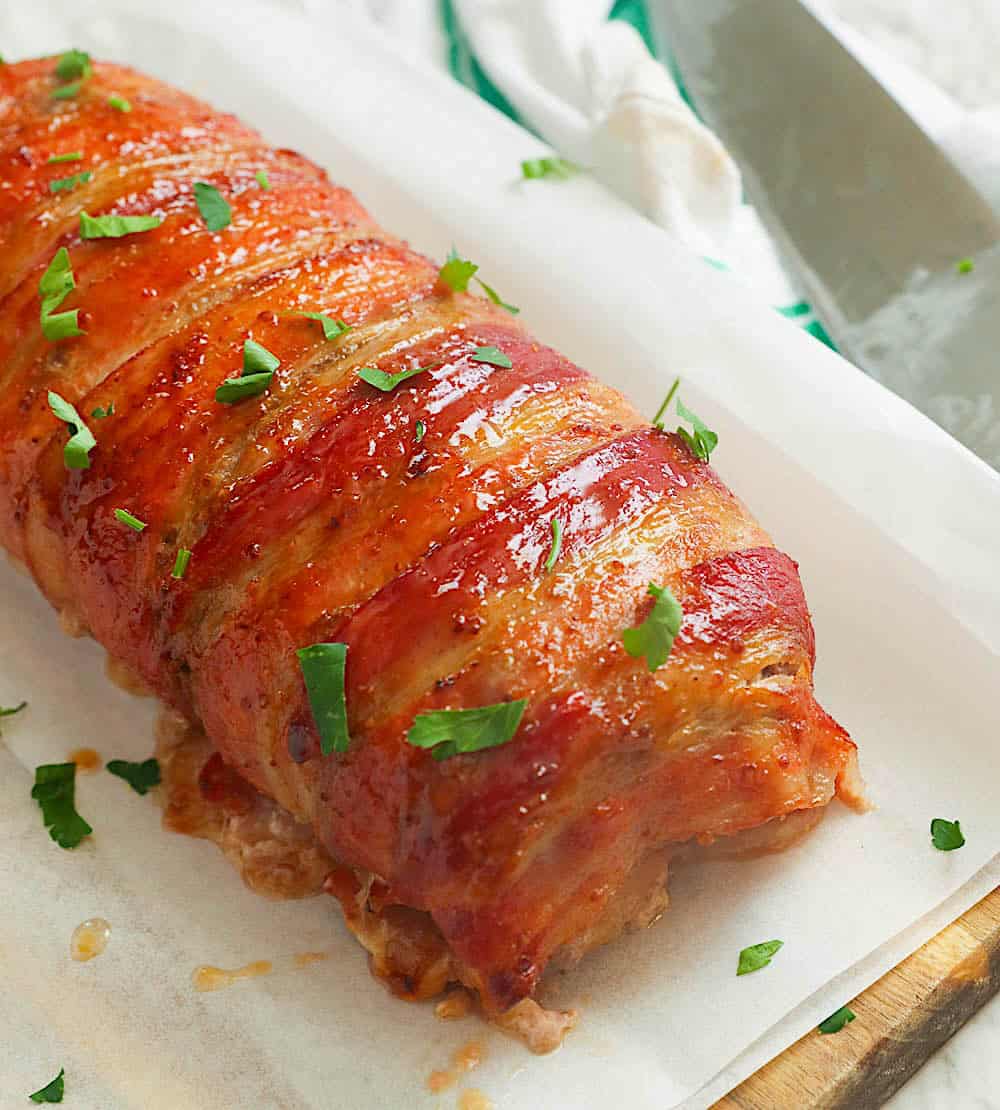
0;59;859;1016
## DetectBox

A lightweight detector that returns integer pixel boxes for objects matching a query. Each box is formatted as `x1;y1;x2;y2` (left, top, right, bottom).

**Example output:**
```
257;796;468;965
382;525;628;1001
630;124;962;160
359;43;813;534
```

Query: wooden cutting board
716;886;1000;1109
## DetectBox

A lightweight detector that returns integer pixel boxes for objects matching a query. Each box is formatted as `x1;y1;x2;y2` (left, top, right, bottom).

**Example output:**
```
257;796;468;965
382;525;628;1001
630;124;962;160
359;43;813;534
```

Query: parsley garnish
31;763;92;849
107;757;161;795
297;643;350;755
471;345;512;368
29;1067;65;1104
622;582;682;672
47;151;82;164
299;312;351;341
521;156;579;180
818;1006;856;1034
544;518;562;572
653;377;681;430
358;362;437;393
437;250;519;314
193;181;231;231
48;392;96;470
956;258;974;274
114;508;146;532
676;398;718;462
107;94;131;112
930;818;965;851
39;248;84;341
91;402;114;419
0;700;27;734
406;700;527;762
255;169;271;190
171;547;192;579
55;49;91;81
216;339;280;403
415;419;426;443
51;81;83;101
50;171;93;194
80;211;162;239
737;940;783;976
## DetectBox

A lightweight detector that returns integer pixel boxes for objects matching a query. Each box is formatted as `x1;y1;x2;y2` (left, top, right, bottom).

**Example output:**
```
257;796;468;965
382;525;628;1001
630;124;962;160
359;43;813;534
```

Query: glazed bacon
0;58;861;1021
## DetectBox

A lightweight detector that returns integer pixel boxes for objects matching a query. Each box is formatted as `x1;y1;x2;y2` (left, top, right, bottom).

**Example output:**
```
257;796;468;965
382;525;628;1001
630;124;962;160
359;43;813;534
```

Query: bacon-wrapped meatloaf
0;55;862;1037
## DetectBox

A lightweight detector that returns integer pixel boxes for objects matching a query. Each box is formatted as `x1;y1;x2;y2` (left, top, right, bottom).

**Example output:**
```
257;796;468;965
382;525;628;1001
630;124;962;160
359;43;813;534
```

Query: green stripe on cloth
440;0;524;126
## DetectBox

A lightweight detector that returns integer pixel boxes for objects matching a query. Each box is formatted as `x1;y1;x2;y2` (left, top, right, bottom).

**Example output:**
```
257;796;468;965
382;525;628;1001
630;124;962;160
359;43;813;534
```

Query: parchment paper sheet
1;3;998;1107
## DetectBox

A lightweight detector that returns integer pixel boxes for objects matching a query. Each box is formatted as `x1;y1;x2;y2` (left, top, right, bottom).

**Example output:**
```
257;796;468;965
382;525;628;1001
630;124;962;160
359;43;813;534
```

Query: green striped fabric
437;0;833;349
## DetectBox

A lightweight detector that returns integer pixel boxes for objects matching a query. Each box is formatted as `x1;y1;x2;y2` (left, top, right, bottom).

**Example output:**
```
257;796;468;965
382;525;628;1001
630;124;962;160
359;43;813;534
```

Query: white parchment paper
1;3;998;1108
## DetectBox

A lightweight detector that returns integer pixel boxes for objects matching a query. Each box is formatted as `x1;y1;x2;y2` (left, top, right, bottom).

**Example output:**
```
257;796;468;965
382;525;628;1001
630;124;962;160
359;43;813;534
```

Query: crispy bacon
0;58;861;1023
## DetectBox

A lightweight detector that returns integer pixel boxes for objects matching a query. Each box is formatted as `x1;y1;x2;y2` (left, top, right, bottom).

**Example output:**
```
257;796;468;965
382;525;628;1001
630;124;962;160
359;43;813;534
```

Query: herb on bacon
91;403;114;419
255;169;271;190
676;398;718;462
47;151;82;164
50;171;93;194
193;181;232;231
297;643;351;755
31;763;92;849
51;81;83;101
29;1067;65;1104
171;547;192;580
107;757;161;795
543;517;563;572
114;508;147;532
299;312;351;341
107;94;132;112
215;339;280;403
737;940;783;976
622;582;682;672
406;700;527;762
438;249;519;314
80;211;162;239
55;49;91;81
39;248;84;341
471;345;512;368
653;377;681;430
930;818;965;851
358;361;439;393
48;392;96;470
414;419;427;443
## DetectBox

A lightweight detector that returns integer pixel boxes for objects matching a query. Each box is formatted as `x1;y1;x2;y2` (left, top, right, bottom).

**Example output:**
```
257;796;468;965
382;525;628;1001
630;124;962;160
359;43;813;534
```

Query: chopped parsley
193;181;231;231
31;763;92;849
297;643;350;755
48;391;96;470
51;81;83;101
437;249;519;314
818;1006;856;1034
114;508;146;532
107;94;132;112
653;377;681;430
47;151;82;164
29;1067;65;1104
171;547;192;579
471;345;512;368
215;339;280;403
544;517;563;572
80;211;162;239
55;49;91;81
676;398;718;462
358;362;437;393
406;700;527;761
737;939;783;976
50;171;93;194
39;248;84;341
299;312;351;341
255;169;271;190
622;582;683;672
415;419;426;443
0;700;27;734
956;258;974;274
521;156;579;180
107;757;161;795
91;402;114;419
930;818;965;851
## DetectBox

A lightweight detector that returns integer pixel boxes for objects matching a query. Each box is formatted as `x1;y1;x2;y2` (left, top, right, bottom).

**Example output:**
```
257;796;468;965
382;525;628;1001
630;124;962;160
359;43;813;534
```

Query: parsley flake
48;391;96;470
415;419;426;443
676;398;718;462
437;250;519;314
107;757;161;795
29;1067;65;1104
956;258;974;274
299;312;351;341
215;339;280;403
80;211;162;239
930;818;965;851
407;700;527;761
55;49;91;81
107;94;131;112
471;345;512;368
47;151;82;164
0;700;27;734
193;181;231;231
737;939;783;976
521;156;579;180
297;643;350;755
652;377;681;430
818;1006;856;1034
39;248;84;342
91;402;114;419
114;508;146;532
544;517;562;572
476;277;520;315
255;169;271;190
622;582;683;672
171;547;192;579
50;171;93;194
31;763;92;849
358;362;438;393
51;81;83;101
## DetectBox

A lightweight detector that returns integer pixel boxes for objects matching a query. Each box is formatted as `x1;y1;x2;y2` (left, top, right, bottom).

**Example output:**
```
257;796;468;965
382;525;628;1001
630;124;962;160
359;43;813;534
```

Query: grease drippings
68;748;101;774
426;1041;484;1093
459;1091;494;1110
192;960;273;992
70;918;111;961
